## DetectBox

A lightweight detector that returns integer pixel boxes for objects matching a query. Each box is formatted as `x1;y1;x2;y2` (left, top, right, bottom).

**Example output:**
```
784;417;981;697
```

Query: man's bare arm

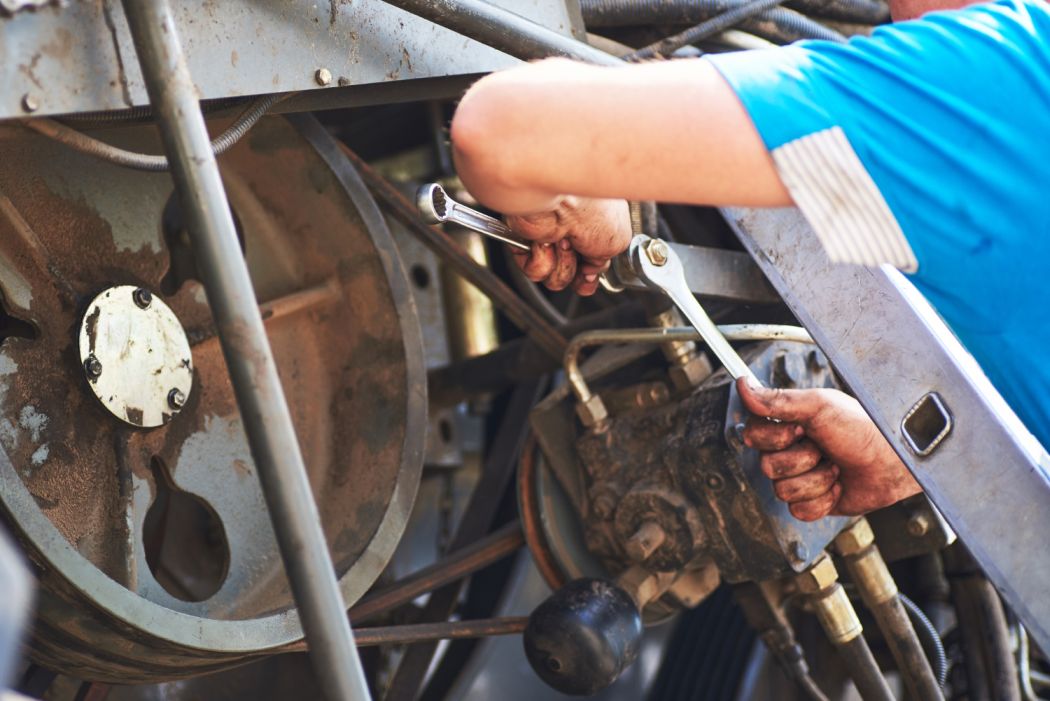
450;57;791;215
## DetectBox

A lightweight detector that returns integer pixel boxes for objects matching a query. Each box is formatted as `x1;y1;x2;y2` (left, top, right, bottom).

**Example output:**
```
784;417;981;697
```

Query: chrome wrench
417;183;530;252
417;182;623;292
627;235;760;384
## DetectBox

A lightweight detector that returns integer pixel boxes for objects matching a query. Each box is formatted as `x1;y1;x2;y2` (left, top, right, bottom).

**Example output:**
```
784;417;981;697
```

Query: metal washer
78;285;193;428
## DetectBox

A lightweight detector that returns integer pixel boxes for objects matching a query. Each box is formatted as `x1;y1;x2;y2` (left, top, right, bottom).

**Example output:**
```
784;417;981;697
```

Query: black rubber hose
899;592;949;689
579;0;847;43
785;0;888;24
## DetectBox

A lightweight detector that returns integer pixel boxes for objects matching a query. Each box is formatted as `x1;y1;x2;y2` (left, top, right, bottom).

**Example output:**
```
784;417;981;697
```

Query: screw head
84;355;102;380
644;239;669;266
21;94;39;113
906;513;930;537
315;68;333;86
168;388;186;409
132;287;153;309
704;472;726;491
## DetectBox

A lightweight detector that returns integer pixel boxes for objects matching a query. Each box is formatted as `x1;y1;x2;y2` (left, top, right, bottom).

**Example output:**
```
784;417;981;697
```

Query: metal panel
724;206;1050;653
0;0;577;120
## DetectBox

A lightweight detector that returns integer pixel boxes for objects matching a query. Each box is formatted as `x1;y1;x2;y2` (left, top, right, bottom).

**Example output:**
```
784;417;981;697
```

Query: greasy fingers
572;260;605;296
520;242;556;282
772;462;839;502
545;239;578;291
743;419;804;452
788;482;842;522
737;377;828;423
760;439;822;479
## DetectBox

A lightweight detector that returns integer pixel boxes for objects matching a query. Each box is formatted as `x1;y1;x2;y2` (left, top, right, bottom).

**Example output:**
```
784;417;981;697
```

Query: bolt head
315;68;333;86
906;513;931;537
168;388;186;409
834;519;874;555
644;239;669;266
21;94;38;113
83;355;102;380
704;472;725;491
337;76;352;87
796;553;838;593
132;287;153;309
789;539;809;564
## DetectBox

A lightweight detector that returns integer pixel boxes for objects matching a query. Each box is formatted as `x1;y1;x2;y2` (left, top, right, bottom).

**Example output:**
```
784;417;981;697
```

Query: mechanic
448;0;1050;522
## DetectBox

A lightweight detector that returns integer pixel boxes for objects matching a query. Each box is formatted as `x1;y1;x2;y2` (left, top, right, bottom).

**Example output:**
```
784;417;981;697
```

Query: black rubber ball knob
523;578;643;696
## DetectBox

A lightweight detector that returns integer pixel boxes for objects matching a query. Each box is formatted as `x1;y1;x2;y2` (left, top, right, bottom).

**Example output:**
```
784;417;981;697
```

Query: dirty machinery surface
0;1;1047;701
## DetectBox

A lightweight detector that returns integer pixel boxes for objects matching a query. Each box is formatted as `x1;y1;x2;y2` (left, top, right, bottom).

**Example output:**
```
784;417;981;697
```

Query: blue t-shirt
708;0;1050;450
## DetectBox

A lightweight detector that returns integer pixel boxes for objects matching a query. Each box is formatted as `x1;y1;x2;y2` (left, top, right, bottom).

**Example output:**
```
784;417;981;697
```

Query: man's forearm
450;57;791;215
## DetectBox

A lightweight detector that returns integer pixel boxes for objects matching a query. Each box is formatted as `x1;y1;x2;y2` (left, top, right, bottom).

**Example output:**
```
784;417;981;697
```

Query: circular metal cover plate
78;285;193;428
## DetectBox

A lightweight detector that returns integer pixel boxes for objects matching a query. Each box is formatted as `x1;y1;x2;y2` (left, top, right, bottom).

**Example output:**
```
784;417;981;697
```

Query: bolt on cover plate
78;285;193;428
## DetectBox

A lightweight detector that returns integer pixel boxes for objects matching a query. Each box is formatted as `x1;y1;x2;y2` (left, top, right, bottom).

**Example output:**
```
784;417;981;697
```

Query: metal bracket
724;206;1050;653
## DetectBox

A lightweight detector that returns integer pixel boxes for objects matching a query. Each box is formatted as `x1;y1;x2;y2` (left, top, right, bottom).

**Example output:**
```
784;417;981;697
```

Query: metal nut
644;239;669;266
834;518;874;556
83;355;103;380
167;388;186;410
906;512;931;538
21;93;39;113
315;67;333;86
668;354;713;391
575;394;609;428
132;287;153;309
795;553;838;594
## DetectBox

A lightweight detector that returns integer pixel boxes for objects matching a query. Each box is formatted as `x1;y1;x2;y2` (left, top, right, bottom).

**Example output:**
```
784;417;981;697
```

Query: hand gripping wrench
417;184;756;382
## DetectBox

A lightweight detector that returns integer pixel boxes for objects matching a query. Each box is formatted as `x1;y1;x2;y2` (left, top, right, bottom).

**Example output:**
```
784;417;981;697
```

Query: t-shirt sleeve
706;0;1050;313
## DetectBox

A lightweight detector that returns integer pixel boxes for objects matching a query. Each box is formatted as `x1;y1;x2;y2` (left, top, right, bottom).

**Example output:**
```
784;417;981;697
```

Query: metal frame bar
119;2;370;699
382;0;1050;654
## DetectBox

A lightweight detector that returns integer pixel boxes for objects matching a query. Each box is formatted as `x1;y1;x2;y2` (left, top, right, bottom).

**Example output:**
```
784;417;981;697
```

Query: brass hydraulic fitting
836;518;898;606
795;552;839;595
834;518;875;556
575;394;609;430
650;308;713;391
795;553;863;645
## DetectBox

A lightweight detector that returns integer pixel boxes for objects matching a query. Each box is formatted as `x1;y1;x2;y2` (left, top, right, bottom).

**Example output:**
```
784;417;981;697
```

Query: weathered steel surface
0;0;579;120
0;115;424;681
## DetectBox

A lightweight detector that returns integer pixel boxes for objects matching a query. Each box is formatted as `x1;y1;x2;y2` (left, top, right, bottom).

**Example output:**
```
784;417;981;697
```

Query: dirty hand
736;378;922;522
505;197;632;296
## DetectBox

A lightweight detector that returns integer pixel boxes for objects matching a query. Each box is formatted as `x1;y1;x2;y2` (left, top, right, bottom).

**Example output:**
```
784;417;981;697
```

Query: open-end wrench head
416;183;449;224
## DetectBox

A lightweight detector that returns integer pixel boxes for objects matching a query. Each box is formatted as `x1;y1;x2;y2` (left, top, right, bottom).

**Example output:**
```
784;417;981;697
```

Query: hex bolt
21;94;39;113
84;355;103;380
132;287;153;309
906;512;930;538
625;521;667;563
644;239;669;267
168;388;187;410
315;67;333;86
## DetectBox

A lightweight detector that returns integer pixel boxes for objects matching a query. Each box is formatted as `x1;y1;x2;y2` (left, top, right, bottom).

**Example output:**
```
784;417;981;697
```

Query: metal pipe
119;3;369;700
835;520;943;700
384;0;621;66
564;325;813;403
354;617;527;647
349;523;524;625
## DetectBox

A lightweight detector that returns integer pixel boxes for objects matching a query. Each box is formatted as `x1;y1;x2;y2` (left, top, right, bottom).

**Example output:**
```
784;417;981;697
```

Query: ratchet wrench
417;184;756;383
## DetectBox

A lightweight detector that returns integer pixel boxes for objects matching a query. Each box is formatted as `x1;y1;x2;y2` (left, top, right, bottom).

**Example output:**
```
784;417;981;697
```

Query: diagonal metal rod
119;2;369;699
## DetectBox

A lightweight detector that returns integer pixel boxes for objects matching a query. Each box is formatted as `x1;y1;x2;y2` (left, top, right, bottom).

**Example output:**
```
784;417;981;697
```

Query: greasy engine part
0;115;425;682
520;340;849;692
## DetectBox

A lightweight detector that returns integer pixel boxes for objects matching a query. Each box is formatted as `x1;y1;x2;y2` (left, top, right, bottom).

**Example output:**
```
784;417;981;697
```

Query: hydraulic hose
578;0;847;43
22;93;287;172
